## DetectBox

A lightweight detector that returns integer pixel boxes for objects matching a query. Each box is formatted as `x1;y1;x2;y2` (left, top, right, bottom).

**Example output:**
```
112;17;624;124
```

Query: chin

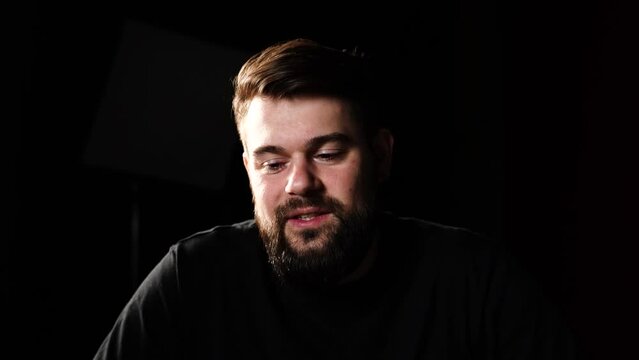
284;227;334;254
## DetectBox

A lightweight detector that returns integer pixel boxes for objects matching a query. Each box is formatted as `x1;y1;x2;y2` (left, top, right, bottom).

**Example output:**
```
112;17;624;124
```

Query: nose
285;159;322;196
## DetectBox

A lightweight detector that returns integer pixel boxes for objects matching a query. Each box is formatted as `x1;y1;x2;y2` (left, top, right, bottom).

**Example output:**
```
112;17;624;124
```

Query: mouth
285;207;332;226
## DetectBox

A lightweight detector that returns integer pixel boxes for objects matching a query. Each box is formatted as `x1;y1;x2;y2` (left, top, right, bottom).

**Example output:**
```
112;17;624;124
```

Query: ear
372;128;394;182
242;151;250;174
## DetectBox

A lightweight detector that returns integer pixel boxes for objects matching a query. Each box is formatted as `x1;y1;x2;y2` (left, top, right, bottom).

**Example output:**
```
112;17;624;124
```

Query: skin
240;96;393;283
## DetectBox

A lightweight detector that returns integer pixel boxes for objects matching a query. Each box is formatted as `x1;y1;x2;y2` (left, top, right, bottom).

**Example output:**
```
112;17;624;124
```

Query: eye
314;150;345;163
260;159;287;174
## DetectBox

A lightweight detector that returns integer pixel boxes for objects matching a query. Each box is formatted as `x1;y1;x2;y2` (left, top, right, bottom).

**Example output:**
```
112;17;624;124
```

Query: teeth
298;214;315;220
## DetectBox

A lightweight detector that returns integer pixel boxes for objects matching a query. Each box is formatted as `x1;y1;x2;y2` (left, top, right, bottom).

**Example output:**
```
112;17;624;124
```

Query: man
94;38;576;359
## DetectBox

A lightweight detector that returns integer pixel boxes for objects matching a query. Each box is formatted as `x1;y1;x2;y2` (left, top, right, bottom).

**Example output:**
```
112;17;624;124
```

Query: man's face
240;96;384;286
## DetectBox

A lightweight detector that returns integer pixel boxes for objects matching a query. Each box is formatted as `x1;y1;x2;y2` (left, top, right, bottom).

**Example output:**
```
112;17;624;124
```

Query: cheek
249;175;280;210
347;160;378;201
327;167;367;201
250;178;267;202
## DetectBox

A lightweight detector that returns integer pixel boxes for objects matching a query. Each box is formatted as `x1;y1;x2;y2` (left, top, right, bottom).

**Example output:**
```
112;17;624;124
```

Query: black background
7;1;638;359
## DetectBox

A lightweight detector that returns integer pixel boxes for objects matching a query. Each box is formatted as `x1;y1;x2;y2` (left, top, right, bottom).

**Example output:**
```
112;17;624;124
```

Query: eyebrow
251;132;353;157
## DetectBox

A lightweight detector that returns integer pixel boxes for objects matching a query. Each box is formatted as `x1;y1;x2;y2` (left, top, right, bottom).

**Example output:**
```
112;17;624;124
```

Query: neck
339;236;378;284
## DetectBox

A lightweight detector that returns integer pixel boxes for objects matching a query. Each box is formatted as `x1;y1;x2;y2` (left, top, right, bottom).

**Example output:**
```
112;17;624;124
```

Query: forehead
240;97;361;151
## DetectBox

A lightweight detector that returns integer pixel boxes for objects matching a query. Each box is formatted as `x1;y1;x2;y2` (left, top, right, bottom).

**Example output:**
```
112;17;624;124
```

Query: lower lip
287;213;331;228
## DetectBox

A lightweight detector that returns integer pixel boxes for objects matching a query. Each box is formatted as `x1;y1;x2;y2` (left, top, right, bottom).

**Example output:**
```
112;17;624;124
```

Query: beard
255;196;376;289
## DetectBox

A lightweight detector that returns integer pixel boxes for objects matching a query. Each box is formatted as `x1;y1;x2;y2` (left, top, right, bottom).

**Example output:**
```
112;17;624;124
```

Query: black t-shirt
93;212;576;359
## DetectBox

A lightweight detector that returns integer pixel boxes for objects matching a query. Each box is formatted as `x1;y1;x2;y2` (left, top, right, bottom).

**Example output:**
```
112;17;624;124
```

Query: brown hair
232;38;384;141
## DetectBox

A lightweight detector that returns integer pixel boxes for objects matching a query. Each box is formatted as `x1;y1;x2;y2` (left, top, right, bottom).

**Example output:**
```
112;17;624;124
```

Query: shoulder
177;218;257;247
381;211;496;253
169;219;261;268
379;211;517;277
